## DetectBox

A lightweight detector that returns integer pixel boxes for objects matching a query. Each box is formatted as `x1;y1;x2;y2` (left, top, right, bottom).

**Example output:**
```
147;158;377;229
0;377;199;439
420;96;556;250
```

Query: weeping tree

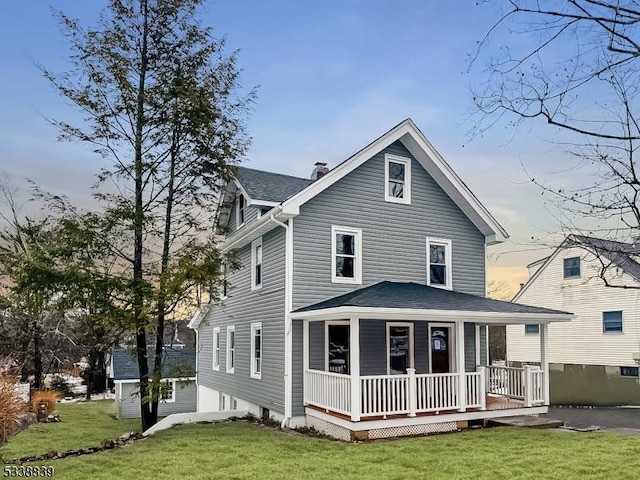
472;1;640;284
44;0;254;430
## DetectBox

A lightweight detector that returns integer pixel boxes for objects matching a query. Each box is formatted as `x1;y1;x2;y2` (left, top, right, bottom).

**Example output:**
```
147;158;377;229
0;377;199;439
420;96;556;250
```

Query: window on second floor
251;237;263;290
331;226;362;284
426;238;452;289
226;326;235;373
603;310;623;333
384;154;411;204
563;257;580;278
236;193;246;227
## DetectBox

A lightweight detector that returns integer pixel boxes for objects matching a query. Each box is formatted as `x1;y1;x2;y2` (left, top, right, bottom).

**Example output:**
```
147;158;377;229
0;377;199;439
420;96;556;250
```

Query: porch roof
291;281;573;323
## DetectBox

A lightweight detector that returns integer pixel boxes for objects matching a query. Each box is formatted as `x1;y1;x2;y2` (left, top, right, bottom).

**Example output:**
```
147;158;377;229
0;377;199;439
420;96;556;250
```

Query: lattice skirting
305;415;352;442
305;415;459;441
367;421;457;439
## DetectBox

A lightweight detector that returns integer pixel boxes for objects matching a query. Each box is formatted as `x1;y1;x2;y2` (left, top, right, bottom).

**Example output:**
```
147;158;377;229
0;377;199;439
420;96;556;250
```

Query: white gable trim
279;119;508;245
187;305;210;330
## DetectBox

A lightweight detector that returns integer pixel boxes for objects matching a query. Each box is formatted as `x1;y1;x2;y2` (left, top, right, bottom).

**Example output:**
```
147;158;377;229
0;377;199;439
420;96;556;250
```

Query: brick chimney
311;162;329;180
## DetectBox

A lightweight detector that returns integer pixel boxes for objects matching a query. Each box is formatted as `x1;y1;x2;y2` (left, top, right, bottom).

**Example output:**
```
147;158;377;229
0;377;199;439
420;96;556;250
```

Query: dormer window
385;154;411;204
237;193;246;227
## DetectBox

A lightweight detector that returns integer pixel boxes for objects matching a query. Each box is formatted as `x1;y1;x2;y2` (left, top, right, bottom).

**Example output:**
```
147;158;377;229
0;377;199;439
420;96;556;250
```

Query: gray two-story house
189;119;573;440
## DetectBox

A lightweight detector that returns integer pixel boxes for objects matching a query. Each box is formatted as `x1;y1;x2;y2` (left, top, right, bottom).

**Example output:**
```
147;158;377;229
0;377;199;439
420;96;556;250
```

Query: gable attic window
236;193;246;227
426;238;452;289
251;237;263;290
563;257;580;278
602;311;623;333
384;154;411;204
331;226;362;284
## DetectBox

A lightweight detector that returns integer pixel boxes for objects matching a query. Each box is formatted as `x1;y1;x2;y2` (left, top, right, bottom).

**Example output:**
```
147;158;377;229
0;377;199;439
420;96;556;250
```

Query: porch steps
487;415;564;429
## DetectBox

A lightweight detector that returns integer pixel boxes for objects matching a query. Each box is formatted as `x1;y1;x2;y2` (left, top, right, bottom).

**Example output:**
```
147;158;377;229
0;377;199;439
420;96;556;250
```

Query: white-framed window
159;380;175;403
325;321;350;374
387;322;414;375
250;322;262;379
236;193;246;227
331;225;362;284
426;238;452;289
251;237;263;290
213;327;221;370
384;154;411;204
226;326;235;373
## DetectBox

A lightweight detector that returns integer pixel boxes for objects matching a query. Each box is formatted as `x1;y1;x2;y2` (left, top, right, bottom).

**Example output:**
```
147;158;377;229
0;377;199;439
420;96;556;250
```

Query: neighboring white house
508;235;640;406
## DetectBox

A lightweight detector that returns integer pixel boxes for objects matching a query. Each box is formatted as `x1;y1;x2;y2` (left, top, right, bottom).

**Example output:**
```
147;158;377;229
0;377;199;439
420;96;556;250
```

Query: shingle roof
111;347;196;381
235;166;313;203
569;235;640;281
293;281;571;315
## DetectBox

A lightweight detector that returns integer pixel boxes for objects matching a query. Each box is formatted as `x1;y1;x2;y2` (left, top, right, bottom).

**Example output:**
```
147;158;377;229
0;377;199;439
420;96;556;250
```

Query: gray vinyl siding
292;140;485;312
198;226;286;415
117;381;196;419
304;320;476;377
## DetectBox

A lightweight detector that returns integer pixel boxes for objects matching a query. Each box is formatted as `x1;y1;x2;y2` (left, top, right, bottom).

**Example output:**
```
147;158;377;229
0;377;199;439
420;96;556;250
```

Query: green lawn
4;402;640;479
0;400;139;460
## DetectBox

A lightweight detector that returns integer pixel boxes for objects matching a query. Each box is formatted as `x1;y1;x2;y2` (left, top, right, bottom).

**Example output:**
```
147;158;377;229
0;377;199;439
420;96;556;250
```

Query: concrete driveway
548;406;640;430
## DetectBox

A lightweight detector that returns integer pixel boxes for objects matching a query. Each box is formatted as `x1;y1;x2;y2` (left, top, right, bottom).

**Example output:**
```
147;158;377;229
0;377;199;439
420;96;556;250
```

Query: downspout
269;214;293;428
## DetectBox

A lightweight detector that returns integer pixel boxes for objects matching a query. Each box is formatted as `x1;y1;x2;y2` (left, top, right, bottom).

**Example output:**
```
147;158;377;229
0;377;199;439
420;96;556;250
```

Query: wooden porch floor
308;394;525;422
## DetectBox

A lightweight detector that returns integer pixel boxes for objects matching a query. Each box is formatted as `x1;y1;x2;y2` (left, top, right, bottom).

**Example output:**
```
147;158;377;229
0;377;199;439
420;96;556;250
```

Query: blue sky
0;1;575;288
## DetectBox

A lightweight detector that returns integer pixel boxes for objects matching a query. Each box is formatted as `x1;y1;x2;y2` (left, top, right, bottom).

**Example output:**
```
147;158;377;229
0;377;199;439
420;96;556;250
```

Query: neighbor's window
226;326;235;373
603;311;623;333
159;380;175;402
563;257;580;278
384;154;411;204
331;226;362;284
426;238;452;289
237;193;246;226
251;322;262;379
621;366;639;377
251;237;263;290
213;327;220;370
525;324;540;334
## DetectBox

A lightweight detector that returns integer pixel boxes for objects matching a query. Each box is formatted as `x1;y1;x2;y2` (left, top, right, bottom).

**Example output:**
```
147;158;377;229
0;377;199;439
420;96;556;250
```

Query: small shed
111;347;197;419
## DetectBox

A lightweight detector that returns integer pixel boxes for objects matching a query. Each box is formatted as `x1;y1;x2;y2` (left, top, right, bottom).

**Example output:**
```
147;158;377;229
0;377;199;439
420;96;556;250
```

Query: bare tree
473;1;640;286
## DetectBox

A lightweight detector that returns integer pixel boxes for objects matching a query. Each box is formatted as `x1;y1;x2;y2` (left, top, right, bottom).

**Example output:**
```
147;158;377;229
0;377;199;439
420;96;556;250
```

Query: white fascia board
187;305;210;330
290;306;574;324
248;199;280;207
221;207;293;252
279;119;508;245
398;121;508;244
115;377;197;384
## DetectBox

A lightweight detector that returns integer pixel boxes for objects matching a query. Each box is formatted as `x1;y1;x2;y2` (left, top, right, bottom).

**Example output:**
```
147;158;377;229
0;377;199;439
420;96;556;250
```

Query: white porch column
303;320;309;406
477;366;487;410
455;321;466;412
349;316;361;421
540;322;550;405
407;368;417;417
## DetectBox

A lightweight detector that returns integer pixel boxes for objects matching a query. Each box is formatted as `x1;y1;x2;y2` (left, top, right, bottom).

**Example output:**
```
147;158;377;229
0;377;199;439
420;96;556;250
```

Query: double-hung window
563;257;580;278
384;154;411;204
251;322;262;379
426;238;452;289
603;311;623;333
212;327;221;370
159;380;175;403
251;237;263;290
331;226;362;284
226;326;235;373
237;193;246;227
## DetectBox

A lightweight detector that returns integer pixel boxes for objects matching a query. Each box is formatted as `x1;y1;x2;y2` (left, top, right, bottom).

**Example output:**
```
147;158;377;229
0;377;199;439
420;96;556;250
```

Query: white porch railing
415;372;459;413
361;375;410;416
304;369;351;416
486;365;545;407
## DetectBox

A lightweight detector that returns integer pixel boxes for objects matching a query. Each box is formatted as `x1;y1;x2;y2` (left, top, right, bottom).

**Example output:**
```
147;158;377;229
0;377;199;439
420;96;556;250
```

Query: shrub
0;374;29;444
31;390;62;418
51;375;74;397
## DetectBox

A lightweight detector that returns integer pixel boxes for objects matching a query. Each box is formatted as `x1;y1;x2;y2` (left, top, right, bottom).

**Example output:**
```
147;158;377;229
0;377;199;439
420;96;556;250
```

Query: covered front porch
291;282;572;438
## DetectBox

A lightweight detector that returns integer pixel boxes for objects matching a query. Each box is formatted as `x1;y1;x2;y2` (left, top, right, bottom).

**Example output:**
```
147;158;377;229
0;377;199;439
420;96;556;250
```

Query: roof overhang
187;305;210;330
221;207;295;252
290;306;574;324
